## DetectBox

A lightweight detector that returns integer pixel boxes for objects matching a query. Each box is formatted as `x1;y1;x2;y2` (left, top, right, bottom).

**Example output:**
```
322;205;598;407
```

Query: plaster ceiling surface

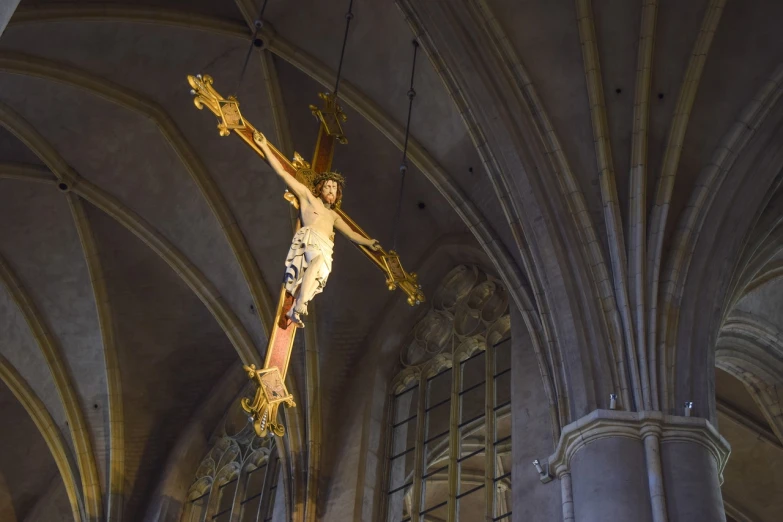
0;222;68;445
735;280;783;329
489;0;783;256
21;478;73;522
0;0;782;520
0;69;268;350
85;201;239;520
716;193;783;521
0;176;108;481
718;412;783;522
487;0;607;239
716;184;783;521
715;368;768;429
0;378;61;522
0;1;481;519
767;248;783;266
262;0;517;255
21;0;246;21
0;126;43;165
670;0;783;245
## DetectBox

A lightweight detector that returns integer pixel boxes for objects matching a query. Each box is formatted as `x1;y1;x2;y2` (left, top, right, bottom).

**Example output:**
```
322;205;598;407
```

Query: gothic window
182;426;282;522
383;265;513;522
187;490;209;522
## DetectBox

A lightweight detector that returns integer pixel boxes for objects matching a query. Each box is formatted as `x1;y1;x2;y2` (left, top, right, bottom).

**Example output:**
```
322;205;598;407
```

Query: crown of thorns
313;171;346;187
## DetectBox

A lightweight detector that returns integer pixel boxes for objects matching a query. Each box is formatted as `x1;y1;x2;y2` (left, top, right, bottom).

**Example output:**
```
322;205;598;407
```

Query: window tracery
384;265;512;522
183;421;281;522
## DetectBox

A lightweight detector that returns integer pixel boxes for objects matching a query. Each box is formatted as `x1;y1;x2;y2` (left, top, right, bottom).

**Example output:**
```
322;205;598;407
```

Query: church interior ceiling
0;1;782;521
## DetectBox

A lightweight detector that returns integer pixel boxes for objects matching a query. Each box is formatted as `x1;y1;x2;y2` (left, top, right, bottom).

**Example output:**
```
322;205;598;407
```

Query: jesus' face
320;180;338;205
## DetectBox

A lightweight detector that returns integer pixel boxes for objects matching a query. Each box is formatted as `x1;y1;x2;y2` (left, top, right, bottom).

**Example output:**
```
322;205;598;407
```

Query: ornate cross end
240;365;296;438
382;251;425;306
309;92;348;144
188;74;247;136
291;151;316;188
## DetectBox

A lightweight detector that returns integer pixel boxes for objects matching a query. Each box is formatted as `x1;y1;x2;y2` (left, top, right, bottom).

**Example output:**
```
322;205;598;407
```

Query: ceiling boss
185;71;423;437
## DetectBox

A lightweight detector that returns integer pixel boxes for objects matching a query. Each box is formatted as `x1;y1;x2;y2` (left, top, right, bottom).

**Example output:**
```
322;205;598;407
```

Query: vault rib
473;0;630;415
0;51;276;339
718;311;783;445
395;0;563;434
646;0;726;411
7;5;551;496
658;62;782;411
6;6;529;340
0;162;56;184
743;259;783;298
10;4;248;38
0;249;102;521
67;194;125;522
726;182;783;310
628;0;658;409
717;398;782;451
0;110;258;367
575;0;646;410
0;353;84;522
6;3;529;330
260;26;530;314
260;50;295;160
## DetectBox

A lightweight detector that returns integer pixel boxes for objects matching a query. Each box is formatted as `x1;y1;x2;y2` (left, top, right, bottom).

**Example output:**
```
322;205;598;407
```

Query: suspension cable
392;40;420;252
333;0;355;98
234;0;271;95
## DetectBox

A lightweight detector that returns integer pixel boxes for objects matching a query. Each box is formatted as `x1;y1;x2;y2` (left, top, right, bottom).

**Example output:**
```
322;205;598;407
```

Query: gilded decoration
187;72;425;439
187;74;425;437
187;392;278;502
309;91;348;144
241;365;296;438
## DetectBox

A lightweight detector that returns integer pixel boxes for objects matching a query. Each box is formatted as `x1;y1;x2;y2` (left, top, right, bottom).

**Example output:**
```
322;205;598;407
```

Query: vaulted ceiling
0;1;782;521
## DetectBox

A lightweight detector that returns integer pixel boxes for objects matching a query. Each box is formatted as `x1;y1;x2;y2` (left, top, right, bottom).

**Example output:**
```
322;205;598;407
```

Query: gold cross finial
188;74;247;136
309;92;348;144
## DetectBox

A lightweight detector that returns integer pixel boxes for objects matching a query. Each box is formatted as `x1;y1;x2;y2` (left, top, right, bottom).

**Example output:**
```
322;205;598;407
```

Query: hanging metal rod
234;0;271;95
333;0;355;98
392;39;420;252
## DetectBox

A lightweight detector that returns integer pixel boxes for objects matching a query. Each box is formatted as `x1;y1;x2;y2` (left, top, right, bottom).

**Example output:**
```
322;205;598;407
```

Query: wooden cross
187;74;424;437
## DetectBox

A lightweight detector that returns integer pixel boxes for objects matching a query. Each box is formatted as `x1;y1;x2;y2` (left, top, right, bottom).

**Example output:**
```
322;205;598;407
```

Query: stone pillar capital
546;410;730;480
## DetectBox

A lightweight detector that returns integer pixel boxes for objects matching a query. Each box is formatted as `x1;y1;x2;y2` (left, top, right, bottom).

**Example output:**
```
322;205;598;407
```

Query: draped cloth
283;226;334;309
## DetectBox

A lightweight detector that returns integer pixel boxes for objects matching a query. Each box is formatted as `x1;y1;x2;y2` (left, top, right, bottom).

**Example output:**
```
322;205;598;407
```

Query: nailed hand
253;131;267;147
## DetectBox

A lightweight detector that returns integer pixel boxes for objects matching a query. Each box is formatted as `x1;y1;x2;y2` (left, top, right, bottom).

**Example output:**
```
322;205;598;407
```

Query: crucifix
187;74;424;438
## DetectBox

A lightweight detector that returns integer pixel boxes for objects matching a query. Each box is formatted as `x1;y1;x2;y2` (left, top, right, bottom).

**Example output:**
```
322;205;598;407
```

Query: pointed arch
0;353;84;522
0;105;259;366
0;253;102;521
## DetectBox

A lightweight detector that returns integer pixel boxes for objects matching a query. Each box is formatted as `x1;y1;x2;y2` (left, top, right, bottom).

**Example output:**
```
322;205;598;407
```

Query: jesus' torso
300;195;337;239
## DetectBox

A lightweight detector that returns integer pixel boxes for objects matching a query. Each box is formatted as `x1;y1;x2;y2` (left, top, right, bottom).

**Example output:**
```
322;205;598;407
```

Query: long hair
313;178;343;208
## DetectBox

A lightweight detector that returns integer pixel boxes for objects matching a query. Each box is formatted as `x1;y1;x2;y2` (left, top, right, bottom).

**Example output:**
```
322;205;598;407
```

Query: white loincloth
283;226;334;306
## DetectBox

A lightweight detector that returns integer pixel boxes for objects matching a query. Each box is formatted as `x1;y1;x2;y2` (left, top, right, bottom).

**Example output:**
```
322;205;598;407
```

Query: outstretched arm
335;216;381;250
253;131;310;200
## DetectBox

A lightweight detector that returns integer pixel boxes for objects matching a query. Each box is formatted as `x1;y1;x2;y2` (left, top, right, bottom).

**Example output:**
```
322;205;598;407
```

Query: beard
321;194;335;206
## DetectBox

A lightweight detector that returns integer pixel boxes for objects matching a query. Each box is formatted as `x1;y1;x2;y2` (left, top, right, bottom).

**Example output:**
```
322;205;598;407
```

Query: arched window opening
383;265;512;522
182;426;282;522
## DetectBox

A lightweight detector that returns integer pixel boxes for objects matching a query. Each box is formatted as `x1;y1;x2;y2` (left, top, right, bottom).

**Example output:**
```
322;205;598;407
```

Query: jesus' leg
287;254;326;327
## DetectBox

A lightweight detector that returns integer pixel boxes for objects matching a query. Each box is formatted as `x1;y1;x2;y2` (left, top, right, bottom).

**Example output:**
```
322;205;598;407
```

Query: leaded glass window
183;426;282;522
383;265;512;522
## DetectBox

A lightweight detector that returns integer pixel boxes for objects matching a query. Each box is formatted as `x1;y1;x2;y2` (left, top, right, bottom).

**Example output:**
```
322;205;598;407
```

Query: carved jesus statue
254;131;381;328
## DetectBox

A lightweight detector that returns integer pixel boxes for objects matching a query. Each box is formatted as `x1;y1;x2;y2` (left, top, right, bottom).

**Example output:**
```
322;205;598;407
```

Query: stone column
0;0;20;37
546;410;730;522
